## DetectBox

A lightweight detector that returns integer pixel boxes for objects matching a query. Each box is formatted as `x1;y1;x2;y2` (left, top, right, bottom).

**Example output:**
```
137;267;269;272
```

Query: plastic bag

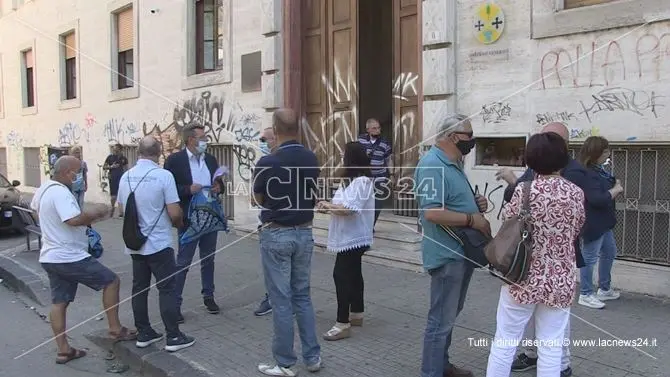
179;188;229;245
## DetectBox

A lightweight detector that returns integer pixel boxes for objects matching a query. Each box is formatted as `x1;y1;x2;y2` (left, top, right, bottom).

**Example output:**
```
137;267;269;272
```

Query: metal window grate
569;144;670;266
207;144;235;219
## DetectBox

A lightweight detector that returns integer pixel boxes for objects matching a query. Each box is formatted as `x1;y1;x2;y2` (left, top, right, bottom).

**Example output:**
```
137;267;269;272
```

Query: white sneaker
578;294;605;309
597;288;620;301
306;357;322;372
258;364;296;376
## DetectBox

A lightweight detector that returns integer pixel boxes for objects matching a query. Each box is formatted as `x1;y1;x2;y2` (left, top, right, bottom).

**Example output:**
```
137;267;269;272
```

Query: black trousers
333;247;368;323
131;247;180;339
373;178;391;226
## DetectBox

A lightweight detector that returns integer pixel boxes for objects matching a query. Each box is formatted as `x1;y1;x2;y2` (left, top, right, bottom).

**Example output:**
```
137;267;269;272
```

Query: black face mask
456;139;476;156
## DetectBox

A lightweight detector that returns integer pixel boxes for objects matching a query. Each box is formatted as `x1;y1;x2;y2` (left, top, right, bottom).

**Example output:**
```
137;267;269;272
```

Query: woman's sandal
109;326;137;342
56;347;87;364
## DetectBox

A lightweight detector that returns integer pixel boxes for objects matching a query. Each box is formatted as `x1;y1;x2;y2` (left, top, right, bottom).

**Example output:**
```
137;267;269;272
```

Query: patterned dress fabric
502;176;586;309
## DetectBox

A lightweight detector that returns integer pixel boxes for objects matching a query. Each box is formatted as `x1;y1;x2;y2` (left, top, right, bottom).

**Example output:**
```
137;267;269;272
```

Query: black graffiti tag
579;87;664;123
232;144;256;182
473;182;505;220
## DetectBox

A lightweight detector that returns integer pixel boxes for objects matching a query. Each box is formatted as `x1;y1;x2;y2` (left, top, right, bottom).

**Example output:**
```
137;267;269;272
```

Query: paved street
0;282;141;377
0;218;668;377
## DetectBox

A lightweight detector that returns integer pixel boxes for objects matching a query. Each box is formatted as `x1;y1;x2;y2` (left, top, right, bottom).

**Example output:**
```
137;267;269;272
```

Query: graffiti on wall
141;91;260;164
539;32;670;90
97;164;109;193
6;131;22;147
473;181;506;220
536;111;578;125
300;65;421;183
482;101;512;124
578;87;663;122
104;118;141;144
57;122;89;146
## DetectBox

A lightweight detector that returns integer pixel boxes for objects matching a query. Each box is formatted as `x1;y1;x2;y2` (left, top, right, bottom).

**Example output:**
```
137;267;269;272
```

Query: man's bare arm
166;203;184;228
65;206;108;227
424;207;470;227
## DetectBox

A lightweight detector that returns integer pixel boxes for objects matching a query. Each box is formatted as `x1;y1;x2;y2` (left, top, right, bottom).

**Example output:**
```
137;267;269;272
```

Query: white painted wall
456;0;670;233
0;0;273;209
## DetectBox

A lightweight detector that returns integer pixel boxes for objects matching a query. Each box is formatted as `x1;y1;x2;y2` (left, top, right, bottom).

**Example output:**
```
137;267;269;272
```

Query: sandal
109;326;137;342
56;347;87;364
322;324;351;341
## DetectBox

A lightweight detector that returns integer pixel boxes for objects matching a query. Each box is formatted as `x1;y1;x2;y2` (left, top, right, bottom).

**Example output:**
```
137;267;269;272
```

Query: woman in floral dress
486;132;586;377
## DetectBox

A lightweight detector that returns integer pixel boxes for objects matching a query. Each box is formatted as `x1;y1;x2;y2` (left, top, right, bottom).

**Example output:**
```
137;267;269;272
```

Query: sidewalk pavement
0;218;668;377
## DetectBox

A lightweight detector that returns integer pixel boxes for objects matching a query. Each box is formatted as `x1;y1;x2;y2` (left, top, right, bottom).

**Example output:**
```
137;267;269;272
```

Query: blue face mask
72;172;84;191
259;142;271;156
196;140;208;154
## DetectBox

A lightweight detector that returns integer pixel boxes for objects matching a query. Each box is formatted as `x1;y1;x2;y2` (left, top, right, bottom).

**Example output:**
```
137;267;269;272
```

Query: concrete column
421;0;457;145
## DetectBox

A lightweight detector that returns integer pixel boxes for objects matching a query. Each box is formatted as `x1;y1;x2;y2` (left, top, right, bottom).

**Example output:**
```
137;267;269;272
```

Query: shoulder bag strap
130;168;165;236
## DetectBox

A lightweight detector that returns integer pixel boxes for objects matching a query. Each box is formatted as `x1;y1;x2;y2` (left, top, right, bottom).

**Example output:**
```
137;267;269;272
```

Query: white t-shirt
326;176;375;252
30;180;90;264
116;159;180;256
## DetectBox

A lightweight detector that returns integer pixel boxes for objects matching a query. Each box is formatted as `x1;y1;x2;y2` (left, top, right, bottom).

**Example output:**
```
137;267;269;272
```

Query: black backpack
122;169;164;251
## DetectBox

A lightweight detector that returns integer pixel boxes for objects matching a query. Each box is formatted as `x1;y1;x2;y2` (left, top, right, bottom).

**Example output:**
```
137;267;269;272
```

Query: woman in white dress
316;141;375;341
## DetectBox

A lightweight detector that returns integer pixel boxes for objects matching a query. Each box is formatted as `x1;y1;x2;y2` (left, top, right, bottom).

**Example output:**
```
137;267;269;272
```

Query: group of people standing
30;107;621;377
32;124;230;362
416;116;622;377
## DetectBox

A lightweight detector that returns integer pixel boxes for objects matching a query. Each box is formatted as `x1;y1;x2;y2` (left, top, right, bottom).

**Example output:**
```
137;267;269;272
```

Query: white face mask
196;140;208;154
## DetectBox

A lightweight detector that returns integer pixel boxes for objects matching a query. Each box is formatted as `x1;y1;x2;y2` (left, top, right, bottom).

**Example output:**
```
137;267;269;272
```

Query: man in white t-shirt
116;136;196;352
31;155;136;365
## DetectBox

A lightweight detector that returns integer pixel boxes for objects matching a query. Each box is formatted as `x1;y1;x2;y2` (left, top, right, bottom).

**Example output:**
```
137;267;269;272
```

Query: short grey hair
138;136;161;158
436;114;470;140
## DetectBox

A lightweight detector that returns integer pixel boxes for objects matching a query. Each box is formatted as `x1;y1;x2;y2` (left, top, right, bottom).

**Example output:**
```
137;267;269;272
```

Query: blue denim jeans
421;260;474;377
580;230;617;295
174;231;218;310
260;226;321;368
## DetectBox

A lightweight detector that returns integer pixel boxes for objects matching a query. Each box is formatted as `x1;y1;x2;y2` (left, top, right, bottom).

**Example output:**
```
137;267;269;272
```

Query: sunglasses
259;137;267;143
453;131;474;138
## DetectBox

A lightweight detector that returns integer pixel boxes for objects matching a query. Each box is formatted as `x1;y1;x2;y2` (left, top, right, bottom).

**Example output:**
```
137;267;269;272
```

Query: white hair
436;114;470;140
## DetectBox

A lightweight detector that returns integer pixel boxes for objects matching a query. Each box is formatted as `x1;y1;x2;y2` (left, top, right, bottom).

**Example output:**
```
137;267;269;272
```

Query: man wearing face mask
415;114;489;377
31;156;137;364
254;127;276;316
164;124;220;321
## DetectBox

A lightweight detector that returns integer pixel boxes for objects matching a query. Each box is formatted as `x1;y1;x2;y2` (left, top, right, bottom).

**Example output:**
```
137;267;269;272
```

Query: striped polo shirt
358;133;392;178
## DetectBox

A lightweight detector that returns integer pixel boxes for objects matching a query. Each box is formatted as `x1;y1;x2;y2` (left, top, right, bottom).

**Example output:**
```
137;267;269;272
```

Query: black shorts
41;257;117;304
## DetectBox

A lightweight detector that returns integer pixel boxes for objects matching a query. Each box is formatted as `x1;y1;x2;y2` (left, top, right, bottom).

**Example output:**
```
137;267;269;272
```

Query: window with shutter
564;0;619;9
115;7;134;89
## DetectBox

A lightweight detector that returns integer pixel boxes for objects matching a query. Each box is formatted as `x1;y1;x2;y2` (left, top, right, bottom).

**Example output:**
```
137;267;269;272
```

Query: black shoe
135;330;164;348
164;333;195;352
176;312;185;324
511;353;537;372
204;297;220;314
561;366;573;377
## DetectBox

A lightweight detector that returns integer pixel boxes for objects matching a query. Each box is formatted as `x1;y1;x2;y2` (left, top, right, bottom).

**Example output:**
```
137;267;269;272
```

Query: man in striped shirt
358;118;393;228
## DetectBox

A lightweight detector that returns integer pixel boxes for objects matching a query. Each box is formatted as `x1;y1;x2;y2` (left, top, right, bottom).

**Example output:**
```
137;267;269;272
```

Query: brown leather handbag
484;178;533;284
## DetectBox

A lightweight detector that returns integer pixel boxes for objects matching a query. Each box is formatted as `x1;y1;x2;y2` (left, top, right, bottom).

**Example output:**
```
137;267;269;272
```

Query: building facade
1;0;669;287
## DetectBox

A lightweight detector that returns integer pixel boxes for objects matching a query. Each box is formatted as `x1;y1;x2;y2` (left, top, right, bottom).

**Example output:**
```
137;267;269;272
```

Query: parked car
0;174;27;234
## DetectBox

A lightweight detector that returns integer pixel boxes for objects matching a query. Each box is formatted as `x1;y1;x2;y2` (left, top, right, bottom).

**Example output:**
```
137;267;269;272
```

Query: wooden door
392;0;420;181
326;0;357;174
302;0;329;170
